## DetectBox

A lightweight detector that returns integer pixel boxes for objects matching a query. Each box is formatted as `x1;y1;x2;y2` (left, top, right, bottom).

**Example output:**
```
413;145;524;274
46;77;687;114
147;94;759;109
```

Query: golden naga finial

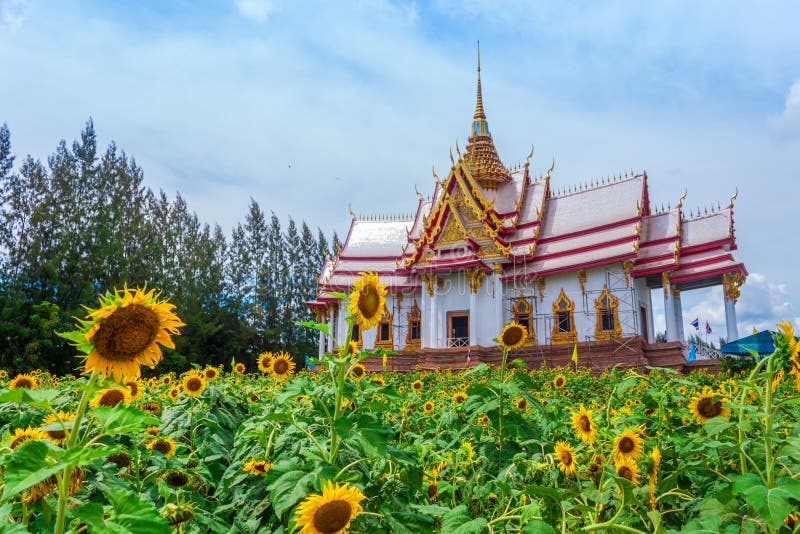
348;202;355;219
677;188;687;209
524;144;535;167
455;139;461;158
432;165;439;183
449;147;455;166
415;183;423;200
729;186;739;208
545;158;555;180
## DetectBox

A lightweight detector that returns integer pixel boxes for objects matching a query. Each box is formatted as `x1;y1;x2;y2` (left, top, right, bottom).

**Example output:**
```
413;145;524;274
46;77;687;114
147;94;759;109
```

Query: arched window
375;312;393;349
405;301;422;349
512;297;535;344
551;288;577;344
594;285;621;340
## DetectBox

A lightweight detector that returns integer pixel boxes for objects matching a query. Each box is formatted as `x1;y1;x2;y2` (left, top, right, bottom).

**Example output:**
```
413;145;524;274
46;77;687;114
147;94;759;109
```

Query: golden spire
474;41;485;121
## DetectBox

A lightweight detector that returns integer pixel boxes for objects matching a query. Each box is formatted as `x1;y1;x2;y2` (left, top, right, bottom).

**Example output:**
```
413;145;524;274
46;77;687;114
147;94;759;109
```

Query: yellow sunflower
89;387;132;409
233;362;246;375
147;436;177;459
40;411;75;445
571;404;597;444
270;352;296;380
349;363;366;380
203;366;220;380
22;467;83;504
688;387;730;424
257;351;274;373
411;380;423;392
513;397;528;412
452;392;467;405
123;378;143;401
182;373;206;397
554;440;577;476
9;373;40;390
423;401;435;415
347;272;387;330
164;469;190;488
64;287;184;382
10;426;49;450
552;374;567;389
168;386;181;402
295;480;366;534
613;428;644;462
140;401;161;416
498;322;527;351
615;456;640;485
243;459;274;476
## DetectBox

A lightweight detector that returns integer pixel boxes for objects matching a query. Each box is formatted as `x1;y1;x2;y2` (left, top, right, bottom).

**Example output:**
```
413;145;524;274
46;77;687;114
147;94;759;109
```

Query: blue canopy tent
721;330;776;357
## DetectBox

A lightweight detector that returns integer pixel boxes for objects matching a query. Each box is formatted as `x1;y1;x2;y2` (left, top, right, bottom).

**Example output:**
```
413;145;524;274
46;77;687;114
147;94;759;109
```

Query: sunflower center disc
47;429;66;441
100;390;125;407
561;451;573;466
579;416;591;432
502;328;523;346
93;304;160;361
697;397;722;418
618;466;633;481
273;359;289;375
312;500;352;534
353;366;364;377
187;378;202;392
15;378;33;389
358;287;380;318
153;440;172;455
618;437;634;454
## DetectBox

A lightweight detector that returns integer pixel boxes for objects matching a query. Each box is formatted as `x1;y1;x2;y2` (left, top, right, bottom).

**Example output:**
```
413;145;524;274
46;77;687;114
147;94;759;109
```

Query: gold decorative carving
493;263;504;275
537;278;546;302
622;261;633;288
421;273;437;297
512;296;535;345
722;272;745;304
466;267;486;294
437;215;465;246
374;313;393;349
671;286;680;299
551;288;577;345
661;272;670;299
594;285;622;341
577;270;587;294
405;301;422;350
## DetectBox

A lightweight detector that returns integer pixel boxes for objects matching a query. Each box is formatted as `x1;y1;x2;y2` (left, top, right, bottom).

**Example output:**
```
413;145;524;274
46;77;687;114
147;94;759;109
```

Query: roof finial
729;186;738;208
348;202;355;219
524;144;534;167
474;41;485;121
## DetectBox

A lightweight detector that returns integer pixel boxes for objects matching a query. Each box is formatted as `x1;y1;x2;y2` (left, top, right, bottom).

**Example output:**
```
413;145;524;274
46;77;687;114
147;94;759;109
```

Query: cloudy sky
2;0;799;339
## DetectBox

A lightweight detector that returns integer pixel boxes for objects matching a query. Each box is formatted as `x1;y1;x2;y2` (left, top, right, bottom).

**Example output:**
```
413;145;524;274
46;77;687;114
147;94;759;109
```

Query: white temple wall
435;273;470;347
476;277;499;346
633;277;654;342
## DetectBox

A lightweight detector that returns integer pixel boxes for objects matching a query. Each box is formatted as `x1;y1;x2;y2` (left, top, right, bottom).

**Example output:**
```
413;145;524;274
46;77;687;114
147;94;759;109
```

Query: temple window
351;324;360;343
594;285;621;340
551;289;577;344
375;314;393;349
405;301;422;349
511;297;535;344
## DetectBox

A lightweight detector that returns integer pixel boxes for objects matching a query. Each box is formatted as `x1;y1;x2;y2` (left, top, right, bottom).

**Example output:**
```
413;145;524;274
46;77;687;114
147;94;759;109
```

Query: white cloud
769;79;800;137
0;0;26;31
234;0;274;22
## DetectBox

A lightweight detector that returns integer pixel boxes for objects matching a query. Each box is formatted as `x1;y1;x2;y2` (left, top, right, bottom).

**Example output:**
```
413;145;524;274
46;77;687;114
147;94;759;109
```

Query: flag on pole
690;317;699;330
687;343;697;363
571;344;578;365
466;349;471;367
705;321;712;335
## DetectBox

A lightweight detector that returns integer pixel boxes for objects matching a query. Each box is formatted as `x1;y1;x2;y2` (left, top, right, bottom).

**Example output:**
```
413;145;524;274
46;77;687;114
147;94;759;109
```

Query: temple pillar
420;287;429;349
723;272;744;342
673;288;685;342
326;306;334;352
662;274;678;342
469;290;477;346
493;264;504;336
431;285;438;348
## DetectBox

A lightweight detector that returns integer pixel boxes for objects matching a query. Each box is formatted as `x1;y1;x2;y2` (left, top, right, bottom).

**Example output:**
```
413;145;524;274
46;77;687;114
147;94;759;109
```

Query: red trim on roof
514;220;541;231
326;284;421;292
669;263;748;284
639;235;679;247
533;236;636;262
675;252;734;270
537;216;641;244
502;252;638;282
338;255;403;261
680;238;734;256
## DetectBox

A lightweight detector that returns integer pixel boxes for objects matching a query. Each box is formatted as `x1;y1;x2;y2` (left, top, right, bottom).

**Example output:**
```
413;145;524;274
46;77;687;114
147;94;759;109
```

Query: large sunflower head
147;436;177;459
423;401;435;415
9;373;40;390
140;401;162;416
10;426;49;450
257;351;274;373
294;480;366;534
40;411;75;445
349;363;366;380
411;380;423;392
203;366;220;380
554;440;577;476
498;322;527;351
553;374;567;389
688;387;731;424
615;456;640;485
571;404;597;444
182;373;206;397
62;287;184;382
90;387;132;409
347;272;387;330
270;352;296;380
452;391;467;405
613;428;644;462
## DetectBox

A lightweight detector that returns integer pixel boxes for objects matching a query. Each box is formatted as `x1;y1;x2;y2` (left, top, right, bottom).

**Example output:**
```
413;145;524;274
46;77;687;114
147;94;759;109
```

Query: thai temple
306;52;747;372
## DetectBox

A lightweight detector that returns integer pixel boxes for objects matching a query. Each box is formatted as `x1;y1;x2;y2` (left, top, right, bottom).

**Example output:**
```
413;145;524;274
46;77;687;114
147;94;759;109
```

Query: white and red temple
306;56;746;372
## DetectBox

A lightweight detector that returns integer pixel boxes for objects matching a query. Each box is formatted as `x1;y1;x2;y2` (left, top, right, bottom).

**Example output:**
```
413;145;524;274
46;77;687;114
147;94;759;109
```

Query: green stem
764;353;775;488
329;321;352;463
498;348;508;452
54;370;98;534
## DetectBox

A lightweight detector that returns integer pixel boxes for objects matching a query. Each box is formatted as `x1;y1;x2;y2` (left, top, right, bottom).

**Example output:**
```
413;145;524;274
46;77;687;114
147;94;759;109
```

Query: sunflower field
1;283;800;533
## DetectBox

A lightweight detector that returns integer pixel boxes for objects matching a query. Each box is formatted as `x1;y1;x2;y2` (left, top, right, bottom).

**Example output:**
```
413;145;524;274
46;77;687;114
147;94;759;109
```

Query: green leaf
102;487;171;533
0;503;29;533
741;484;793;529
0;440;66;503
441;505;487;534
295;320;330;336
91;404;160;436
325;291;348;301
703;418;733;437
0;388;59;408
521;520;555;534
268;470;315;517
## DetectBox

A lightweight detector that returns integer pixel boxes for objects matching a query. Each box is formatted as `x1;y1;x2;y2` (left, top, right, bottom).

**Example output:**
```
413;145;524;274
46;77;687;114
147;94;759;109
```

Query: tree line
0;119;341;375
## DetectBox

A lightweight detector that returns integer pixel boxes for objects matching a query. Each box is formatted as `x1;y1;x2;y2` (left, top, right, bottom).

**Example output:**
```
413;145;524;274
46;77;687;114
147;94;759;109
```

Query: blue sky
1;0;799;338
